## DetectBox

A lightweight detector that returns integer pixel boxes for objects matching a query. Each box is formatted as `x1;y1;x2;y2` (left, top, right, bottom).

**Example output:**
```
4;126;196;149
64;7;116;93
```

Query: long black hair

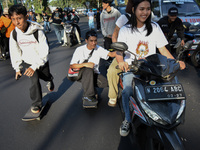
130;0;152;36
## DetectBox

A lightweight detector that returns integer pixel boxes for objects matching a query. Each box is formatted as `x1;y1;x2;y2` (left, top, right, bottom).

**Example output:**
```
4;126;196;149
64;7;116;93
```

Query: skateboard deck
22;93;50;121
83;104;97;109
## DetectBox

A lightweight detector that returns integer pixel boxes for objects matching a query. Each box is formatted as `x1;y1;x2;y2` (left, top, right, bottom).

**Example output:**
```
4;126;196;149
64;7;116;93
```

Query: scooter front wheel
191;50;200;67
67;35;71;47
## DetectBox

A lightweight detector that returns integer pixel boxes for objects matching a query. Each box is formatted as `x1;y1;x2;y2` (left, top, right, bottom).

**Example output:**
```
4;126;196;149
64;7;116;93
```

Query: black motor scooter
175;22;200;67
111;42;186;150
63;20;78;47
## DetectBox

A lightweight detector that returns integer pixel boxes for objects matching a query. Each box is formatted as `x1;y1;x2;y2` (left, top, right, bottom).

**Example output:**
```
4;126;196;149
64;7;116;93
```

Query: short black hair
85;30;97;40
9;4;27;17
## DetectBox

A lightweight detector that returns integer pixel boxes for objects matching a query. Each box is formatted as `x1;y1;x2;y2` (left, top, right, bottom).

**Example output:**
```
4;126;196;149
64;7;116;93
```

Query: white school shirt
70;44;109;74
115;13;130;28
87;11;94;21
117;22;168;65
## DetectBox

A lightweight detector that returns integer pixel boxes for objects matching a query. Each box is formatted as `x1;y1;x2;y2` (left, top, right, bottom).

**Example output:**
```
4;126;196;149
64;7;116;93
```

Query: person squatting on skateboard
69;30;116;108
9;4;54;114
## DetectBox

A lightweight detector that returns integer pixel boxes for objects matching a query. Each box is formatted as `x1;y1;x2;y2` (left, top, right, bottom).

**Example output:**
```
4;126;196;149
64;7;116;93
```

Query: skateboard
83;104;97;109
22;93;50;121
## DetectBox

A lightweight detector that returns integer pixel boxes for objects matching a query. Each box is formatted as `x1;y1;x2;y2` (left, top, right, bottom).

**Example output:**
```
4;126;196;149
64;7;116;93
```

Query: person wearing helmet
100;0;121;50
51;7;64;44
61;8;81;46
157;7;185;53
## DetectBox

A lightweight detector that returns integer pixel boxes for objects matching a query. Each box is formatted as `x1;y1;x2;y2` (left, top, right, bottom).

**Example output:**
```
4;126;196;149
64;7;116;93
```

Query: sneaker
120;120;130;137
0;56;6;61
31;106;41;113
78;41;81;45
108;98;117;107
82;96;98;108
46;80;54;92
62;43;67;47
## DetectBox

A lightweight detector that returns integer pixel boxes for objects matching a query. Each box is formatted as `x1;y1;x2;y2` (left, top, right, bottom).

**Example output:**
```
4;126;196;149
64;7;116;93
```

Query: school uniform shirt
9;21;49;72
118;22;168;65
70;44;109;74
115;13;130;28
87;11;95;21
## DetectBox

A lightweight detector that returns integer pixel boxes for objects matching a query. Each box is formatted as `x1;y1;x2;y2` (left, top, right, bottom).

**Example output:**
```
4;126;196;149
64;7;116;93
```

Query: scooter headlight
135;86;168;125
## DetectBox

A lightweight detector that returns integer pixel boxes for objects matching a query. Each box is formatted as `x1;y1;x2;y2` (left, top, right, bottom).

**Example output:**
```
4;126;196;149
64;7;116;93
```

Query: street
0;15;200;150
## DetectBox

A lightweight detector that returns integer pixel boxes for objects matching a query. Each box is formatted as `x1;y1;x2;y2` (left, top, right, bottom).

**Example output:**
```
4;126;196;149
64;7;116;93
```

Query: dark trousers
2;36;9;56
96;21;100;30
78;68;108;97
104;37;112;50
104;37;113;62
22;62;53;107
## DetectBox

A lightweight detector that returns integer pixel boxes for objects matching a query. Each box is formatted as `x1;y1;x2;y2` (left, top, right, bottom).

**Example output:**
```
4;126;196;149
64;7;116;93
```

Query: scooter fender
153;127;185;150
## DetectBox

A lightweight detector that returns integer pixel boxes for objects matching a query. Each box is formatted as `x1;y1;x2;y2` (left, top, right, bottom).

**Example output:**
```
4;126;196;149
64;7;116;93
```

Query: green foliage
49;0;97;9
196;0;200;6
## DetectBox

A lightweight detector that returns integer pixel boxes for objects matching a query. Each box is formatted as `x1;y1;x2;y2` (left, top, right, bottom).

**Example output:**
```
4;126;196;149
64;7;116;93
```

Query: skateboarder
69;30;116;108
9;4;54;114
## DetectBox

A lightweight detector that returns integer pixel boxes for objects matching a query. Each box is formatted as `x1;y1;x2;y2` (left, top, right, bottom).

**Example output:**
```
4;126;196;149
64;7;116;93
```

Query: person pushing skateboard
9;4;54;115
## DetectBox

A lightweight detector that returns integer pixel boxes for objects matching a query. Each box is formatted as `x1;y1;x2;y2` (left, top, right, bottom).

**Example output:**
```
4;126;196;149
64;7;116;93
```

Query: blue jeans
122;72;135;123
53;24;64;43
88;20;94;30
44;21;51;32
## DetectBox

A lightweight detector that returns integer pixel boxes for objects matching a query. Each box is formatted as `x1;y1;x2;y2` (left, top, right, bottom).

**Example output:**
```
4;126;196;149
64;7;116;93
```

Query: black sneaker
46;80;54;92
120;120;130;136
31;106;41;113
82;96;98;108
0;55;6;61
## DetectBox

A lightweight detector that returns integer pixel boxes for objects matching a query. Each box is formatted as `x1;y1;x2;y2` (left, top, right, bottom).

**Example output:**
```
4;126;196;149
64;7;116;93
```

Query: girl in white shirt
116;0;186;137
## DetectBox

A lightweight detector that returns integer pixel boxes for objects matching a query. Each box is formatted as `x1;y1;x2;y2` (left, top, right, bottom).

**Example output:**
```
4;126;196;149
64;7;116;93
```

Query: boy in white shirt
69;30;116;108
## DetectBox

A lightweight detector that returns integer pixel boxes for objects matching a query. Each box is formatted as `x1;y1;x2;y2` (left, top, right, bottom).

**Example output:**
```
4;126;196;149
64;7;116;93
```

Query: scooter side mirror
110;42;128;52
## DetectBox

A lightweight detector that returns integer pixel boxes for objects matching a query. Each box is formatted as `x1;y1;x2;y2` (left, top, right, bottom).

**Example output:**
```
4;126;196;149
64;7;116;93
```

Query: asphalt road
0;15;199;150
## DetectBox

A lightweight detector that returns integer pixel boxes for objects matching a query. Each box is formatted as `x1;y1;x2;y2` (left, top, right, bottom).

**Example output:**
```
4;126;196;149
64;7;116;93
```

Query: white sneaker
108;98;117;107
62;43;67;47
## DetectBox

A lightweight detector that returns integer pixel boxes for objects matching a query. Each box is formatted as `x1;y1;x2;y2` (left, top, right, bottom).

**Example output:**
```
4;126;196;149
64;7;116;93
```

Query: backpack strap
125;13;131;20
12;29;39;43
125;13;131;25
12;28;17;42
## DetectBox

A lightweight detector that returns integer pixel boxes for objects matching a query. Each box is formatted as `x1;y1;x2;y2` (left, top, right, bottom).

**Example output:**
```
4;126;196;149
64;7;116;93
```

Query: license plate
145;84;186;101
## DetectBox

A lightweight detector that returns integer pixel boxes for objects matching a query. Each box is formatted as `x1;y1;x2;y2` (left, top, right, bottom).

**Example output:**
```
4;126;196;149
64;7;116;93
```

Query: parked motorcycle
175;22;200;67
63;20;78;47
111;42;186;150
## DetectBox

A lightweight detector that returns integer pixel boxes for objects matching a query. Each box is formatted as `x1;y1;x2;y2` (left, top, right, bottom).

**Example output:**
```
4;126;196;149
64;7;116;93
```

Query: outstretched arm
158;46;185;70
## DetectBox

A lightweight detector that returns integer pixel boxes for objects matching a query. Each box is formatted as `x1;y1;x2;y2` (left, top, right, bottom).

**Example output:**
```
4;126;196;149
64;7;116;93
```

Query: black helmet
102;0;113;3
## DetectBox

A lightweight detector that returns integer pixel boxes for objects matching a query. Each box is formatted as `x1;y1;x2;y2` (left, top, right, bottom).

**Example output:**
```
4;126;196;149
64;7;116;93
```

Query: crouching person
9;4;54;113
69;30;116;108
